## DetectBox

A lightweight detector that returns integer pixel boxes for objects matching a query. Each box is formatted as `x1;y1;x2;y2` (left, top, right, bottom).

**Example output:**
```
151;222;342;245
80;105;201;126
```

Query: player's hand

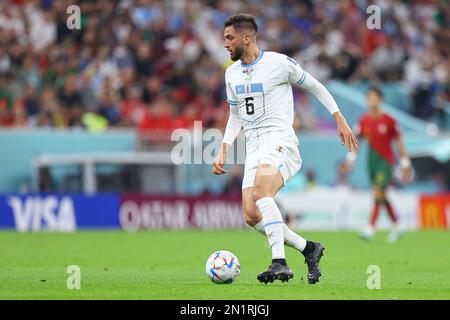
334;112;359;152
212;150;227;175
401;167;412;183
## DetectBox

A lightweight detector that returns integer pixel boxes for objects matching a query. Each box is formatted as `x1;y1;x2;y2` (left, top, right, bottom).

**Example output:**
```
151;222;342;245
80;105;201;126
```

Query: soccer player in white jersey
212;14;359;284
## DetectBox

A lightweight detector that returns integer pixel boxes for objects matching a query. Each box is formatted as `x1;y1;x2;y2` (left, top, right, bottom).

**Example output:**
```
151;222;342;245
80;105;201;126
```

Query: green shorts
368;149;392;190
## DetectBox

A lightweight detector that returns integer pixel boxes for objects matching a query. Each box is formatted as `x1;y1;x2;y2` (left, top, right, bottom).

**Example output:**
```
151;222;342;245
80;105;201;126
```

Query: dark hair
224;14;258;33
367;86;384;99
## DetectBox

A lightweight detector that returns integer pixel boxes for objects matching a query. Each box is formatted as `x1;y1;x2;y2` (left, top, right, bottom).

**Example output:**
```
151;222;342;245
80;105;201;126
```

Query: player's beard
230;45;243;61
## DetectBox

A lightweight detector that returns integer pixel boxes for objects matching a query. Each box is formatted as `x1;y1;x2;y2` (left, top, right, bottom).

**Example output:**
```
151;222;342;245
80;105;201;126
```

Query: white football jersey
225;51;306;152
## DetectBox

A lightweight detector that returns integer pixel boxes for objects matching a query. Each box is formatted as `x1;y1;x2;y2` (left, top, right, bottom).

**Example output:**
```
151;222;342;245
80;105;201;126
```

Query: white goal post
31;151;186;194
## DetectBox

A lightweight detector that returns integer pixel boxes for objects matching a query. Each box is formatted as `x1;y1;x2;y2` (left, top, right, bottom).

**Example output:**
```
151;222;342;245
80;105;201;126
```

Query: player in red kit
343;87;412;242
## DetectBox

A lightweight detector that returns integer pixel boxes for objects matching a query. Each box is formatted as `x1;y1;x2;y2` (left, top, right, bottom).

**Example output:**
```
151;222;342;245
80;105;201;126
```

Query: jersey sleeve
390;117;400;139
222;104;242;146
225;71;238;106
284;55;307;85
283;55;340;115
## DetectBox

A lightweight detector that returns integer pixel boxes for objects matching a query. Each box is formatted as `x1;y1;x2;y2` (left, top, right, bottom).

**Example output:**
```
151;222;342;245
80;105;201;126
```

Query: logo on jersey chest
242;67;254;80
378;123;387;134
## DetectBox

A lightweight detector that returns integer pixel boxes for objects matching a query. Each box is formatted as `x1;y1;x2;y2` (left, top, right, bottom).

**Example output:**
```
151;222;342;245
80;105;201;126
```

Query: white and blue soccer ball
205;250;240;284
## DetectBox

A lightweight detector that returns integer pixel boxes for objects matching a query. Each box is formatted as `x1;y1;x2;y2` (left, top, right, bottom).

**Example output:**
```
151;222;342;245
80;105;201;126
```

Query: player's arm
285;57;358;152
303;75;359;153
390;118;412;181
299;73;358;152
212;103;241;175
395;136;410;166
213;74;242;175
394;134;412;181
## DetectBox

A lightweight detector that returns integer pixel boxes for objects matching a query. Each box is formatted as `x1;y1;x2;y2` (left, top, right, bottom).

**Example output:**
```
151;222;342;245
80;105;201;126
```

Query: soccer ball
205;250;240;284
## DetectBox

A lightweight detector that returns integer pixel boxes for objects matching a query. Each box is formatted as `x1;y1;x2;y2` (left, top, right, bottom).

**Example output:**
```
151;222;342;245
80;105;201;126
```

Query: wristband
346;152;357;164
400;157;411;169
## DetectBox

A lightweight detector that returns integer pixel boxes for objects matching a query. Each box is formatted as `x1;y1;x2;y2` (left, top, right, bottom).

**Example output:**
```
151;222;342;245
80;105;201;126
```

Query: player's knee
251;185;270;203
244;215;259;227
243;207;260;226
374;188;386;201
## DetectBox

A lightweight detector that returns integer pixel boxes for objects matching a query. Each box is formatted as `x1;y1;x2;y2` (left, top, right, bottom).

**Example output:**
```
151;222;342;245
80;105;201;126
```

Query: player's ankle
272;258;287;266
302;241;315;256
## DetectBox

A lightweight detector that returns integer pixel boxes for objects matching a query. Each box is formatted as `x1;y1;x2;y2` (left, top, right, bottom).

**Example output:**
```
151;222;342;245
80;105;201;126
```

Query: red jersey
356;113;400;165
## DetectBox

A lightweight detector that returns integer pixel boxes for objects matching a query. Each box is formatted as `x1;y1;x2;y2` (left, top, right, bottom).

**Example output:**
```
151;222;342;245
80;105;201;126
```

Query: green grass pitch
0;230;449;300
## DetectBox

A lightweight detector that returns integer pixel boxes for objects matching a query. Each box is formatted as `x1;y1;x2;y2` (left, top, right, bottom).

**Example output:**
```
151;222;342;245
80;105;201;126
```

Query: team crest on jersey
243;67;254;80
378;124;387;134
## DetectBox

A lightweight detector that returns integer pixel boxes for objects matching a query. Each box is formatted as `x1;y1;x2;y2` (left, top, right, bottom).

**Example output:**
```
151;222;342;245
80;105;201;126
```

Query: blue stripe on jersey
236;85;245;94
286;56;298;65
227;99;238;105
296;71;307;85
241;51;264;67
250;83;263;93
235;83;264;94
263;221;283;228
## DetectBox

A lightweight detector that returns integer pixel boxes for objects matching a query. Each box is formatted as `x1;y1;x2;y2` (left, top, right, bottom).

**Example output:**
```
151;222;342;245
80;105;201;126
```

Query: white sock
255;197;285;260
253;220;307;252
391;223;400;232
252;220;266;236
283;225;307;252
364;225;375;235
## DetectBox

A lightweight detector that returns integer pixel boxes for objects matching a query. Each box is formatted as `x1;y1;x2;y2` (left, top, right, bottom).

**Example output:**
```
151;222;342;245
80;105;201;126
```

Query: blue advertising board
0;193;120;231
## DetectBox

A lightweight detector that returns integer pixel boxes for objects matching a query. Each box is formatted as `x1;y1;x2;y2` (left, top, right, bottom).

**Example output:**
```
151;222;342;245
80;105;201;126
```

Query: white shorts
242;143;302;189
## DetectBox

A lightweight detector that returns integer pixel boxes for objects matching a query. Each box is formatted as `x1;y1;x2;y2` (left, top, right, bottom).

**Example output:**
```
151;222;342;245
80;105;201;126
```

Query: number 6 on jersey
245;97;254;115
237;83;265;122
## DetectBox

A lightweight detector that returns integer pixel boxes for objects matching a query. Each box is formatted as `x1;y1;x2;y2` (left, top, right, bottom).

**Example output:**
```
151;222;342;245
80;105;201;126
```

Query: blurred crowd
0;0;449;133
